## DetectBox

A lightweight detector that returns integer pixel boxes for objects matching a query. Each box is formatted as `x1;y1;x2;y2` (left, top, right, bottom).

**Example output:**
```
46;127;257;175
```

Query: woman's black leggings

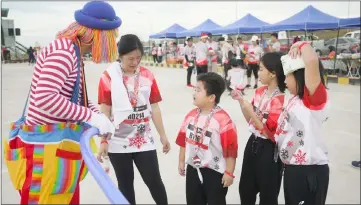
108;150;168;205
239;134;283;205
247;63;259;79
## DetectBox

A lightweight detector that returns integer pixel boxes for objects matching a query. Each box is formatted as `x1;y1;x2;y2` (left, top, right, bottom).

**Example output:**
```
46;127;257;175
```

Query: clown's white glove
87;112;115;136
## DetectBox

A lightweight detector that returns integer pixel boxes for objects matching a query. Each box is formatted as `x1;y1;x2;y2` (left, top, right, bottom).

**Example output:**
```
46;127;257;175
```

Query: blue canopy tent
212;13;269;35
338;17;360;28
263;5;340;32
177;19;221;38
149;23;186;39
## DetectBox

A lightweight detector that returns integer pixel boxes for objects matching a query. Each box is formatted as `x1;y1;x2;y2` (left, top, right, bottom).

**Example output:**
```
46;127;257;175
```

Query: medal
192;106;219;145
122;65;140;108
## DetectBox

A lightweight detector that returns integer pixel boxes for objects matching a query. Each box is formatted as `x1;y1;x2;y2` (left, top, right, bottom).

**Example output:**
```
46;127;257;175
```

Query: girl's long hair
56;22;119;63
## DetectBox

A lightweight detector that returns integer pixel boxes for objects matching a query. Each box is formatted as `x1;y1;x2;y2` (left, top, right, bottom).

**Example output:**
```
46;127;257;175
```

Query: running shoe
351;161;360;169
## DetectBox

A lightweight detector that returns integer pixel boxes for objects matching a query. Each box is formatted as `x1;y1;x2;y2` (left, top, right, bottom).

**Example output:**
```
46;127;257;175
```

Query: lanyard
249;88;280;128
192;106;219;146
121;64;140;108
256;88;280;115
278;95;298;125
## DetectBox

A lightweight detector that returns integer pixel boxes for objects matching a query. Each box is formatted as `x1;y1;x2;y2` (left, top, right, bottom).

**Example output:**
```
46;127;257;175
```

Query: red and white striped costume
25;38;99;126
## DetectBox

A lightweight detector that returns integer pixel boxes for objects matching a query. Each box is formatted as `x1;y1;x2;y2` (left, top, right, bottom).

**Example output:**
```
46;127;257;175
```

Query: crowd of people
4;1;358;205
151;41;180;63
181;31;283;93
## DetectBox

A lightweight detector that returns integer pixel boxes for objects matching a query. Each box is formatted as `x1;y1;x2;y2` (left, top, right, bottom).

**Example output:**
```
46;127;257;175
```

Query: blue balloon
80;127;129;205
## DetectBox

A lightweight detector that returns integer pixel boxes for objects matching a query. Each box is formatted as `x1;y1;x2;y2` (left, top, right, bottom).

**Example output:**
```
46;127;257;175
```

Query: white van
343;30;360;39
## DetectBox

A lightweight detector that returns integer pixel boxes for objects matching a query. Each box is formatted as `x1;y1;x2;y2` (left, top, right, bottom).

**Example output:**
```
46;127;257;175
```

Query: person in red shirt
97;34;170;205
176;72;238;205
231;52;286;205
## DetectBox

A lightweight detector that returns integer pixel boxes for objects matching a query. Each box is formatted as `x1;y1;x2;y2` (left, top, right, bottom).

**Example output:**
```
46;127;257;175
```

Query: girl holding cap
276;41;329;205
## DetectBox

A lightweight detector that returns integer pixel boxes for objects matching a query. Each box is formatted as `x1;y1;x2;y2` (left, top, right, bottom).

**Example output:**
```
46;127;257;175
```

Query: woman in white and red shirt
276;41;329;205
231;52;286;205
246;35;264;89
98;34;170;205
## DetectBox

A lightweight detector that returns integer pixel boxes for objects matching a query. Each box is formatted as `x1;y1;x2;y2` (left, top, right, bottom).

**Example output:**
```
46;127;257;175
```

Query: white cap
222;34;228;41
281;54;305;75
251;35;259;42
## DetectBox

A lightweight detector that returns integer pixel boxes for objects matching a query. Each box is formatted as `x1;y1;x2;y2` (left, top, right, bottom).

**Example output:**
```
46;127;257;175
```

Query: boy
176;72;238;205
227;58;246;95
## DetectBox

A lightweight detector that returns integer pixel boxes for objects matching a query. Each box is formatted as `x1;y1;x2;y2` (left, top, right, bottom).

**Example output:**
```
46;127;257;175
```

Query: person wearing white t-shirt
98;35;170;205
268;33;281;52
195;33;210;74
246;36;264;89
207;33;219;73
218;36;235;79
226;58;246;95
276;41;329;205
235;36;248;64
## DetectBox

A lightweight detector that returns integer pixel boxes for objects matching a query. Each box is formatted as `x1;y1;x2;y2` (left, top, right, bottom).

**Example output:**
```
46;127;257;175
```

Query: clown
4;1;120;204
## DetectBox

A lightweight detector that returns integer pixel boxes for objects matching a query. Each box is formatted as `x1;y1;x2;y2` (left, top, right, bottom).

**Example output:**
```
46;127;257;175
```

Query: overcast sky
2;1;360;47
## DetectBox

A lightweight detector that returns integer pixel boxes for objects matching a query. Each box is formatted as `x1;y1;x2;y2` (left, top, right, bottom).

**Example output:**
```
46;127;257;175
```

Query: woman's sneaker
351;161;360;169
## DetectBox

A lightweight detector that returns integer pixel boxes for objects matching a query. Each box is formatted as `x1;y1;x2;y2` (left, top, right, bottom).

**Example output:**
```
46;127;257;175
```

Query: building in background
1;8;27;61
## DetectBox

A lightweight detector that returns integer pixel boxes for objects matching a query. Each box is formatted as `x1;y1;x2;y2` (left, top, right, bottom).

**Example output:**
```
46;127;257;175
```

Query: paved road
1;62;360;204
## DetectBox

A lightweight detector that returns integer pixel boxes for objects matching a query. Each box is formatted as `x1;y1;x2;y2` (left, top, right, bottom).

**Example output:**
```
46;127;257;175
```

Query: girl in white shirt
226;58;246;95
276;41;329;205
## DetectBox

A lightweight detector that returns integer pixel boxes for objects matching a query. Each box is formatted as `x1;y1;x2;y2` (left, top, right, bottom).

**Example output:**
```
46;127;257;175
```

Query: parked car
314;37;360;56
343;30;360;39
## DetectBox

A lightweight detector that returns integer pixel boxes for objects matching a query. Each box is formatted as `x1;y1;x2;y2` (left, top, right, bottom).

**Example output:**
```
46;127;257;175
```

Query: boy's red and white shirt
176;108;238;174
98;66;162;153
275;83;329;165
248;86;285;142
